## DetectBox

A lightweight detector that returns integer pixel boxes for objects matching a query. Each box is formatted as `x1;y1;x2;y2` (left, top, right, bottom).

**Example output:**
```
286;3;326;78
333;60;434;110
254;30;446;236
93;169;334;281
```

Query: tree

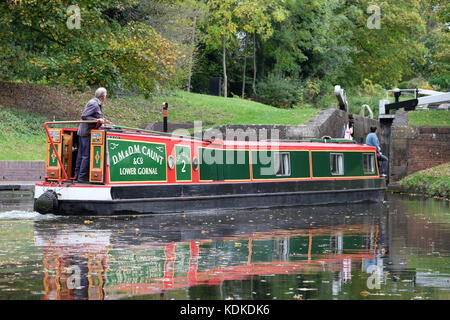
341;0;427;87
417;0;449;83
234;0;286;97
0;0;182;95
134;0;208;92
204;0;239;97
263;0;353;84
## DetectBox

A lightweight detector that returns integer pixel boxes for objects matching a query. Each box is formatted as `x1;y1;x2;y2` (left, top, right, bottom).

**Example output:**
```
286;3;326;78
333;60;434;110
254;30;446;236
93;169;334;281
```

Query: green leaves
342;0;428;87
0;0;181;95
0;0;446;101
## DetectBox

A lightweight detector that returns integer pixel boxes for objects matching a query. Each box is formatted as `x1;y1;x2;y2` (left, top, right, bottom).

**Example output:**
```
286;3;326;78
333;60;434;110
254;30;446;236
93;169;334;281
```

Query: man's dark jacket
77;97;103;137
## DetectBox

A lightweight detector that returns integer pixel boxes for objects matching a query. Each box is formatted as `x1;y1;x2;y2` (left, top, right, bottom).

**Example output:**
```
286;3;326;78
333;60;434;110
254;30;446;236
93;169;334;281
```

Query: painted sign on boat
107;138;167;182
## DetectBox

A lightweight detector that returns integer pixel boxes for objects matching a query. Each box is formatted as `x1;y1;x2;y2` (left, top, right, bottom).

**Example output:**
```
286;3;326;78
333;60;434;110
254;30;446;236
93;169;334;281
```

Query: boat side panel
57;187;386;216
311;151;379;178
104;132;379;185
109;178;385;200
251;150;310;180
199;148;251;181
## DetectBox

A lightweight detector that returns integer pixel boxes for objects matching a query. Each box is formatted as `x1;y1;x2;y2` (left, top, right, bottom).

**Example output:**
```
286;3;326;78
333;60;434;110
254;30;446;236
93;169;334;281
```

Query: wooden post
163;102;168;133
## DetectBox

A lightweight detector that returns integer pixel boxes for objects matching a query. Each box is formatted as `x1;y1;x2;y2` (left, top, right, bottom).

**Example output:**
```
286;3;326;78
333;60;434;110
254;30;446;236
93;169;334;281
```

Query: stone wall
351;113;381;144
203;108;379;142
0;161;45;181
389;126;450;181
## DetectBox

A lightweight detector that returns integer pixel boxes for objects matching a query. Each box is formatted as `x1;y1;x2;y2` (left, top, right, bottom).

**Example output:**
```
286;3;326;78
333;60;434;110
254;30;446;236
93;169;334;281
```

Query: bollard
162;102;168;133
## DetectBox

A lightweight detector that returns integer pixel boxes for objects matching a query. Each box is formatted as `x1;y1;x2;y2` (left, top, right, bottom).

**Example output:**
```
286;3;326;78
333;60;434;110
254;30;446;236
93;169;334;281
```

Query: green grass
107;90;318;128
0;89;319;160
400;162;450;199
0;107;47;160
408;110;450;127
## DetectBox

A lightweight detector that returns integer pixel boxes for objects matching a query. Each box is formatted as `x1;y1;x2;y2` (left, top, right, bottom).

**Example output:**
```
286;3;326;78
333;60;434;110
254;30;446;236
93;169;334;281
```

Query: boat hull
34;179;386;216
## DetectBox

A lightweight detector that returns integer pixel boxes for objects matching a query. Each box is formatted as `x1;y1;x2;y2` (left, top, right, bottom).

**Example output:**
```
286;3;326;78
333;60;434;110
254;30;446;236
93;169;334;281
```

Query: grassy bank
0;83;318;160
108;90;318;128
399;162;450;199
408;110;450;127
0;108;47;161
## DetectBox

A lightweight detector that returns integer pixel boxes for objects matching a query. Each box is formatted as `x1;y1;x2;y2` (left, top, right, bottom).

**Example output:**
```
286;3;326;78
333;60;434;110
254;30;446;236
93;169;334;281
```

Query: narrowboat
34;121;386;216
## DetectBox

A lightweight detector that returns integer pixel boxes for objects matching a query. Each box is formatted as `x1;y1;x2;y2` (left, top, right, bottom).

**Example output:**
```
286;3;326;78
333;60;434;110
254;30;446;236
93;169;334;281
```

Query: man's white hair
95;87;107;99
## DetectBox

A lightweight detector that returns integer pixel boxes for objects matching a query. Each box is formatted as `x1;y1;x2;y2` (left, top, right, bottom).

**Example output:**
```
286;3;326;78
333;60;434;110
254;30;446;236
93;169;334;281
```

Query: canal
0;192;448;300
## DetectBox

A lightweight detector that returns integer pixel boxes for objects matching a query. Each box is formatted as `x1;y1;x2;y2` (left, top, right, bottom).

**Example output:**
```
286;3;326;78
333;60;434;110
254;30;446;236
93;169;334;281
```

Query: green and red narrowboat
34;121;386;216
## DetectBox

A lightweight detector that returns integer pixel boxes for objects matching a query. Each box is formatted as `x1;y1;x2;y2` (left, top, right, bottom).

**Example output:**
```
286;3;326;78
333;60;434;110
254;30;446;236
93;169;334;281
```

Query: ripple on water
0;210;56;220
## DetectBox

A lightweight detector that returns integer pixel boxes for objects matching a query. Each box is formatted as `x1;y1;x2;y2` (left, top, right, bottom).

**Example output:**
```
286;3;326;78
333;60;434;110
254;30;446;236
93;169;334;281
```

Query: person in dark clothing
365;126;388;177
74;87;111;182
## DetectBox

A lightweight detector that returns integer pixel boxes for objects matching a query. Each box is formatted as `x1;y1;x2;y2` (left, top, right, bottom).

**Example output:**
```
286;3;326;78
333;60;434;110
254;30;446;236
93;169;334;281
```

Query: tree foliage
264;0;353;81
0;0;181;95
0;0;447;105
342;0;427;87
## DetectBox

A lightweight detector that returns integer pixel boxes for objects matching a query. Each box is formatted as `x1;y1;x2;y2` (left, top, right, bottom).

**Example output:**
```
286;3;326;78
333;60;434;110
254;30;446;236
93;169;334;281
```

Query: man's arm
375;135;382;153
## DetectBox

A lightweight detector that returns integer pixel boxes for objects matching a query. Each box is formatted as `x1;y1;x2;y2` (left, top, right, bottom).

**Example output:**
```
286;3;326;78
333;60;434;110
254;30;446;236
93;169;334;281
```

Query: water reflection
0;193;448;300
30;203;387;300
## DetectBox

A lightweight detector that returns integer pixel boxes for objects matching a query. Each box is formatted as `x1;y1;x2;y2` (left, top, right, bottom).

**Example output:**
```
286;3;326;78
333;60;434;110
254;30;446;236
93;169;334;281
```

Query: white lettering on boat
119;167;136;175
119;167;158;175
111;143;164;166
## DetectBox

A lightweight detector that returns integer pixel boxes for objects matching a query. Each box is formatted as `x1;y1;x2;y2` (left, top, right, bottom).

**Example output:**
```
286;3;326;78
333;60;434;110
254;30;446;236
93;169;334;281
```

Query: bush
406;77;430;89
429;75;450;90
256;75;302;108
304;78;321;103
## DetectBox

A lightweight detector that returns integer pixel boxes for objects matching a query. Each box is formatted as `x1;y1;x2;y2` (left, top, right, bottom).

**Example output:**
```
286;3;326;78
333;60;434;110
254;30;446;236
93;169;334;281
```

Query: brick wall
390;126;450;181
0;161;45;181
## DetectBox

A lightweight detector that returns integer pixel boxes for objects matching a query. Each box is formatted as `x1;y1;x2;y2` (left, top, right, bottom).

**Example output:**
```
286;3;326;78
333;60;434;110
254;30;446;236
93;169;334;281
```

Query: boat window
330;153;344;175
363;153;375;174
275;152;291;176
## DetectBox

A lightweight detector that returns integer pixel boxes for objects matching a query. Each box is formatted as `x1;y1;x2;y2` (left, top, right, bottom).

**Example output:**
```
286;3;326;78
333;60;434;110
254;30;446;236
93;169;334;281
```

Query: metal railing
44;120;98;183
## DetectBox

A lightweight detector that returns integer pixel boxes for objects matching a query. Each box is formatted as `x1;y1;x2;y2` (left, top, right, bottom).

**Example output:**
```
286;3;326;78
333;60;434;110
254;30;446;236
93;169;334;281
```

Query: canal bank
379;108;450;199
0;181;36;192
387;162;450;200
387;182;449;201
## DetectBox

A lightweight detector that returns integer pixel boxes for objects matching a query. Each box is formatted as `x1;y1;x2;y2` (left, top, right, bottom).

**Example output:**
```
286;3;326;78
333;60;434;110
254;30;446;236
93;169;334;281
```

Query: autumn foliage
0;0;181;95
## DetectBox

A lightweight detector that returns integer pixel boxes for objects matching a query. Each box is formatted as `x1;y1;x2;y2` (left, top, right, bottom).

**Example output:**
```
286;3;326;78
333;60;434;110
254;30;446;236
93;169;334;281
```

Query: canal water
0;192;448;300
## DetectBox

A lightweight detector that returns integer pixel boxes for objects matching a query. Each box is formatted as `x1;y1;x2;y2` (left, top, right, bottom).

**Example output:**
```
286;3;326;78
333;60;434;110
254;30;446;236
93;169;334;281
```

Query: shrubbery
0;1;183;96
255;75;302;108
429;75;450;91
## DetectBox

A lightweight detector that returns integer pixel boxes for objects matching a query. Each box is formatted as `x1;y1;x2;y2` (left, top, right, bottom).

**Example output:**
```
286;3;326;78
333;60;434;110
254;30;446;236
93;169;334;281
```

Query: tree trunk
222;35;228;98
241;35;247;99
252;32;257;96
186;15;197;93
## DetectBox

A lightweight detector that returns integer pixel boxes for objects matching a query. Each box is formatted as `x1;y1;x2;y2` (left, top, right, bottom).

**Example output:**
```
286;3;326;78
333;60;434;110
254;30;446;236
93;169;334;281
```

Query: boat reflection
33;203;388;300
